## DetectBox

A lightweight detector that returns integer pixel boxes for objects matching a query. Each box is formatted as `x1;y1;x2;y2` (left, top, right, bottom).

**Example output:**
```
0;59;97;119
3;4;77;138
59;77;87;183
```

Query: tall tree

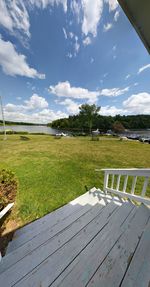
79;104;101;133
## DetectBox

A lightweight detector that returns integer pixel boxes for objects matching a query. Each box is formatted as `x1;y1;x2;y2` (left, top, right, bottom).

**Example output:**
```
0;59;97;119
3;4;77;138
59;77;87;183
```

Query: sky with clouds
0;0;150;124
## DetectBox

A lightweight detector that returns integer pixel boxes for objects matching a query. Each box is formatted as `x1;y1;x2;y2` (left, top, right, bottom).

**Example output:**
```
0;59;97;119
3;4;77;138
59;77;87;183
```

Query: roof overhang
118;0;150;54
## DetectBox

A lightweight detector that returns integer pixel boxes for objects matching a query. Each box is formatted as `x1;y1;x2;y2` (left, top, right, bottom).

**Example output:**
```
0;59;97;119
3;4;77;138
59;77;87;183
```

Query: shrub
0;169;18;209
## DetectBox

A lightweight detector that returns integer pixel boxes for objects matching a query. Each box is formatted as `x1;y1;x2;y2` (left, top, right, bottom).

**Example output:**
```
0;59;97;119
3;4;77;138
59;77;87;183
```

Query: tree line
0;120;45;126
48;104;150;133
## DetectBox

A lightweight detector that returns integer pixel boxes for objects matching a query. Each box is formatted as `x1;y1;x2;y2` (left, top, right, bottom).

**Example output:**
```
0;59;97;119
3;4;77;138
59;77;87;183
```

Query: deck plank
0;201;105;273
7;188;104;254
14;203;132;287
51;204;136;287
86;204;150;287
0;201;118;287
121;219;150;287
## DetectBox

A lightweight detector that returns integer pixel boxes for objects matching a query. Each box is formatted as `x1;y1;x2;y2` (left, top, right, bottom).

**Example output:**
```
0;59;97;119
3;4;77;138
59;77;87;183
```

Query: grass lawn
0;135;150;228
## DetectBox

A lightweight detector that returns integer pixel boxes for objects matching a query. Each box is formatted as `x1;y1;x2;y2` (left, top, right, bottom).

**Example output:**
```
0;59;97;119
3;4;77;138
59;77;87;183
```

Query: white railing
97;169;150;205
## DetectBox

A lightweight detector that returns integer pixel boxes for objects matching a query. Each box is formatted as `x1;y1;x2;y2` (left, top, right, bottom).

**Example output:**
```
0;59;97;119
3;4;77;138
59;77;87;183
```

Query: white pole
0;95;7;140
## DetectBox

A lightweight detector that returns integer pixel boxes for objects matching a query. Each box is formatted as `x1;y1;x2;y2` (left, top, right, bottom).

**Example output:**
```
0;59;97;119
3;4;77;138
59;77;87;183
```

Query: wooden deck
0;188;150;287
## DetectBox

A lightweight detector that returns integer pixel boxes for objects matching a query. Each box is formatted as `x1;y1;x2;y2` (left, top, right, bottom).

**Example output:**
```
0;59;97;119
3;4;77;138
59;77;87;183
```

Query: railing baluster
131;176;137;194
104;172;109;192
111;174;115;189
101;169;150;205
123;175;128;192
141;177;149;197
116;174;121;191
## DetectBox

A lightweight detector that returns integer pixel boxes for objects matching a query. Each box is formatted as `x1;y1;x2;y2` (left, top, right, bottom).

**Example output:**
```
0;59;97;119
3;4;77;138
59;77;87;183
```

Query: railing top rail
96;168;150;177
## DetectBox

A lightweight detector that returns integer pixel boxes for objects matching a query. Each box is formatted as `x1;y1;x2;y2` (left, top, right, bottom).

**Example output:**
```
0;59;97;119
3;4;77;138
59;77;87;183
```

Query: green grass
0;135;150;227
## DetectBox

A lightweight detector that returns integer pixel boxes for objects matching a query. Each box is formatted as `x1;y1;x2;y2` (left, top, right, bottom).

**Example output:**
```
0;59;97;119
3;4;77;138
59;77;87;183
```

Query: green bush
0;169;18;207
0;169;15;184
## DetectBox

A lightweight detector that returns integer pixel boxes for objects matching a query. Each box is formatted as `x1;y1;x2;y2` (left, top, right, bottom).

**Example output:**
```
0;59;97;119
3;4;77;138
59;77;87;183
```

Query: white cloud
66;53;73;58
112;45;116;51
5;103;25;113
90;57;94;63
100;87;129;97
83;36;92;46
0;0;30;37
5;94;48;112
114;10;120;21
103;73;108;78
69;32;74;39
49;81;129;102
104;0;119;12
138;64;150;74
74;41;80;54
71;0;103;38
30;0;68;12
0;37;45;78
59;98;80;114
81;0;103;37
3;108;67;124
0;1;13;31
103;22;113;32
123;92;150;114
24;94;48;109
101;105;125;116
49;81;99;101
72;35;80;56
2;93;67;123
70;0;81;22
63;27;67;39
125;74;131;80
0;0;67;40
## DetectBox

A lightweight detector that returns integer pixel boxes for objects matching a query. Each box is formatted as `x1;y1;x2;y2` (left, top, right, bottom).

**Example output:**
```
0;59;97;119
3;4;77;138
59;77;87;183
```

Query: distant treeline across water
0;120;46;126
49;114;150;131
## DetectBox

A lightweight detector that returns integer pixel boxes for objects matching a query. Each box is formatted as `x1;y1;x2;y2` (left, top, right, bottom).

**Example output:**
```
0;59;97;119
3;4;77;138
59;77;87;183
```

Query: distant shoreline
0;121;46;126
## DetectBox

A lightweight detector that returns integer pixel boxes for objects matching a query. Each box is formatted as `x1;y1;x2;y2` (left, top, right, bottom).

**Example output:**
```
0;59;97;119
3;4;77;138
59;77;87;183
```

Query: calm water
0;125;150;137
125;130;150;137
0;125;60;135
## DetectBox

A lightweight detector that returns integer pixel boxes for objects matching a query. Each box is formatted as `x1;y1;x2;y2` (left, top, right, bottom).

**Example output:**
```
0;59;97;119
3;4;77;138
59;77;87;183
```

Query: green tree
79;104;101;133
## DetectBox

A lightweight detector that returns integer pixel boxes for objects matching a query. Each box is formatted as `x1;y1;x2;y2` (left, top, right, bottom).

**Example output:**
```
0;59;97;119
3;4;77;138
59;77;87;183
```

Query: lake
0;125;59;135
0;125;150;137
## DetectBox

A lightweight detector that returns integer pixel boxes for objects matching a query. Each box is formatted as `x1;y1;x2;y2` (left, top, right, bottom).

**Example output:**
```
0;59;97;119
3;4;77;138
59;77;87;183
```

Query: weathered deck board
86;204;150;287
0;201;119;287
121;219;150;287
7;188;105;254
1;189;149;287
0;201;106;273
15;188;104;236
51;204;136;287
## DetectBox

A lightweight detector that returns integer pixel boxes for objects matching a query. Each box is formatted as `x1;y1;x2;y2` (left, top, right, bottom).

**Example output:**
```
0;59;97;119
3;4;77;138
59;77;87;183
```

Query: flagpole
0;95;7;140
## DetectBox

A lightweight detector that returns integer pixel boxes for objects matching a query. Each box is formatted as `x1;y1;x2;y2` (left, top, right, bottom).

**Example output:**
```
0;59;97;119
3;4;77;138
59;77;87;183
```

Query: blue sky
0;0;150;123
